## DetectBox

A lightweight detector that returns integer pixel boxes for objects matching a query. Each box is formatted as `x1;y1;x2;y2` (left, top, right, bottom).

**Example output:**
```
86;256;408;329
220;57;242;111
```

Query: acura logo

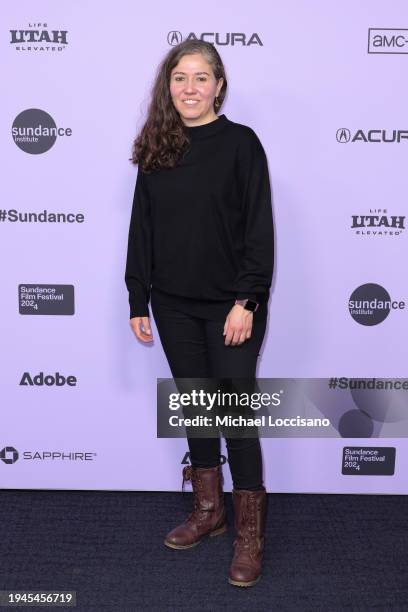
168;31;182;46
167;31;263;46
337;128;408;143
337;128;351;143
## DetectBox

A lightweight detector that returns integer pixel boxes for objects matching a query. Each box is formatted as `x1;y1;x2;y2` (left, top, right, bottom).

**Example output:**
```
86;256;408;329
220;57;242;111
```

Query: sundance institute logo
12;109;72;154
349;283;405;326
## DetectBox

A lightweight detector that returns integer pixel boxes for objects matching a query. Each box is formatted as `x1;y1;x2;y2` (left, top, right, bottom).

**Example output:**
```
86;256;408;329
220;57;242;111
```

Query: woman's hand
130;316;153;343
223;305;253;346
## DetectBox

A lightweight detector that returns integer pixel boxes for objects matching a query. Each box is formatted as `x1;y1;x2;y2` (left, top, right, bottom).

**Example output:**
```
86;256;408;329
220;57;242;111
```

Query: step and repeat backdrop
1;0;407;493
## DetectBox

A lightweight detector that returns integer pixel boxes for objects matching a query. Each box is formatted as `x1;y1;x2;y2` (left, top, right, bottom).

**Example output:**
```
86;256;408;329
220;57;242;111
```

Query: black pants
151;291;267;490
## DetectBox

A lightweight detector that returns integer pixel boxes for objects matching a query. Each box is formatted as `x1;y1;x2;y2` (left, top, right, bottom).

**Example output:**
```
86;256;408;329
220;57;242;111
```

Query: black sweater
125;114;274;320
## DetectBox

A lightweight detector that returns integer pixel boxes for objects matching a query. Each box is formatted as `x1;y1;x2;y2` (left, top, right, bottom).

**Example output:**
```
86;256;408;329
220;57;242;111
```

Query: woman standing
125;40;274;587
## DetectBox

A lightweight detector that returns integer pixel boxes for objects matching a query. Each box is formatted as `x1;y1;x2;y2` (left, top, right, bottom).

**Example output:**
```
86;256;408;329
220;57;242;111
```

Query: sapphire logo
0;447;19;464
167;31;263;46
1;447;96;463
349;284;405;326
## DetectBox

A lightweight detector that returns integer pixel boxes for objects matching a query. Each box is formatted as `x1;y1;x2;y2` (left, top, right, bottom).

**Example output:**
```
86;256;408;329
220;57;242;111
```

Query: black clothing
125;113;274;320
150;290;266;490
150;286;268;322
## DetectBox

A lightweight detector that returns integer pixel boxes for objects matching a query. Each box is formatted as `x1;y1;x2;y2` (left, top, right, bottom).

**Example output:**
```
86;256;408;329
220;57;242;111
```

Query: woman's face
170;53;223;126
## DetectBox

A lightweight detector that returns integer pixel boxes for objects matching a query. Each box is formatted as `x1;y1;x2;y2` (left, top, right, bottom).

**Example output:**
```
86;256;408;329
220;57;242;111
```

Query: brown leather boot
228;487;268;587
164;464;227;549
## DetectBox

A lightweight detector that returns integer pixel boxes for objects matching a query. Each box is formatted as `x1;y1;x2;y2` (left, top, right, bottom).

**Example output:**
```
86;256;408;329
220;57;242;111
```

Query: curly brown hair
131;40;227;173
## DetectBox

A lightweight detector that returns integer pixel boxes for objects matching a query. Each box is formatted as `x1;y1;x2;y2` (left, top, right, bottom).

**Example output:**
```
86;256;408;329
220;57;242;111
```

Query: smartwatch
234;298;259;312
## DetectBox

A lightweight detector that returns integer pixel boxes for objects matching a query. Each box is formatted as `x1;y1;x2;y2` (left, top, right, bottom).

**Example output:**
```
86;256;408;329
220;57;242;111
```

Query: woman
125;39;274;587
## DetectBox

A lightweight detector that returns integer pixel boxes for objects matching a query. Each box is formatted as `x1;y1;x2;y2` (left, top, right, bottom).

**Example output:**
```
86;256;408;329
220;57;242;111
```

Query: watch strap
235;298;259;312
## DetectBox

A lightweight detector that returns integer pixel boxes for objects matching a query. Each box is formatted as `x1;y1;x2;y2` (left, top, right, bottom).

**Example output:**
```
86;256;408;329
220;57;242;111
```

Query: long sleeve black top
125;114;274;320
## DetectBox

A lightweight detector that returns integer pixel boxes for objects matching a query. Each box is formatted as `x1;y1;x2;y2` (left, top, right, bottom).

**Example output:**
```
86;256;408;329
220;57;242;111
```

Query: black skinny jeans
150;290;267;490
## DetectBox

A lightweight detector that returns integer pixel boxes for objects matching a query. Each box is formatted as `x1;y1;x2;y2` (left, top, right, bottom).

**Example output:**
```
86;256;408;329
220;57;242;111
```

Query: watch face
244;300;258;312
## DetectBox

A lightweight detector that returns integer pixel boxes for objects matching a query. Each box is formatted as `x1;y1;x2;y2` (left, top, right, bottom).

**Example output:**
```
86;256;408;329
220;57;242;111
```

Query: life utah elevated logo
10;22;68;52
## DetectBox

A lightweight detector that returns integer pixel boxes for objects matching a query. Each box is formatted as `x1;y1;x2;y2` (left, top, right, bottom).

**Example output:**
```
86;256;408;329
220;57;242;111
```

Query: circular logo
167;31;182;46
0;446;19;464
12;108;57;154
336;128;350;143
349;283;391;326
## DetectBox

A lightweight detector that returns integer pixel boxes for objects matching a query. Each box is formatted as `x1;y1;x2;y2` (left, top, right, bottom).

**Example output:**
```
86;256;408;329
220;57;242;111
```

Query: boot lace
235;493;258;557
181;465;207;526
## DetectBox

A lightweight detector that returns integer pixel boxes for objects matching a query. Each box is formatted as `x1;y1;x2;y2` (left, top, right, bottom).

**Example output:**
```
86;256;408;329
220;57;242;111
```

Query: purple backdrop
1;0;407;493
